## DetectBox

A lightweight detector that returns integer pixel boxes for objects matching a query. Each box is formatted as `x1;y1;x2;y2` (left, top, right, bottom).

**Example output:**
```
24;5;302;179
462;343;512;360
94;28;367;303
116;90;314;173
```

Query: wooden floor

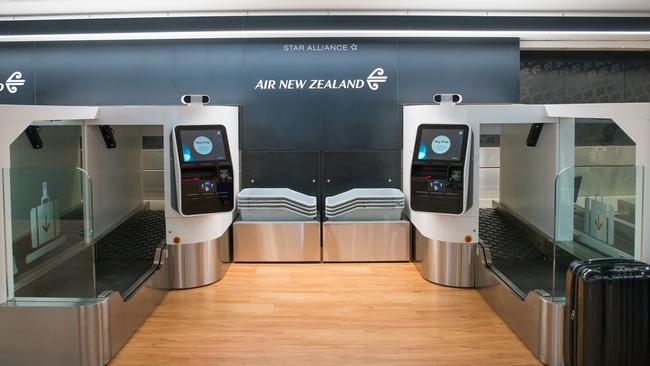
110;263;540;366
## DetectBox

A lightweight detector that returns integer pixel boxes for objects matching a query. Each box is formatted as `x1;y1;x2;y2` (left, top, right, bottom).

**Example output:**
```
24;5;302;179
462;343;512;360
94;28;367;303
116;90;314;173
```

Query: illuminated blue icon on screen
418;143;427;159
193;136;213;155
431;135;451;154
182;145;192;162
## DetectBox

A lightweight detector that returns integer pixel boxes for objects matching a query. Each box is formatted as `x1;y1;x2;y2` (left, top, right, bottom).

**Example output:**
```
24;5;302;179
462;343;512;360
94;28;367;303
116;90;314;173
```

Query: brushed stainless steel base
150;230;231;289
412;228;475;287
233;220;321;262
476;245;564;365
323;220;410;262
0;268;168;366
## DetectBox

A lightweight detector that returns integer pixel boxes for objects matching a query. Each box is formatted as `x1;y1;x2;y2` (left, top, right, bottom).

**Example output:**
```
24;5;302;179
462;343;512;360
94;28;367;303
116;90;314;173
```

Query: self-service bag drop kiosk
137;107;239;290
403;105;479;287
0;105;239;366
155;121;237;289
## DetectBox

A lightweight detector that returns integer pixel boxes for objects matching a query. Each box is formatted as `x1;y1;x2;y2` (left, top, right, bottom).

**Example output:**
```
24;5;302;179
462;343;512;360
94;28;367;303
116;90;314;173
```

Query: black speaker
24;126;43;149
99;125;117;149
526;123;544;147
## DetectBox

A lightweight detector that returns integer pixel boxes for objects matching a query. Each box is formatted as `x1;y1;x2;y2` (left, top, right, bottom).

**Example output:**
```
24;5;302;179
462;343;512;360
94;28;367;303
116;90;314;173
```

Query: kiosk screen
416;126;467;162
173;124;234;216
179;128;227;163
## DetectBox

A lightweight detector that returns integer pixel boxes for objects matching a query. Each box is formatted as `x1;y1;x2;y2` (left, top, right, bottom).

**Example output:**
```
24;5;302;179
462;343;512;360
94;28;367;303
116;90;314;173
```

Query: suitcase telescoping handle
40;181;49;205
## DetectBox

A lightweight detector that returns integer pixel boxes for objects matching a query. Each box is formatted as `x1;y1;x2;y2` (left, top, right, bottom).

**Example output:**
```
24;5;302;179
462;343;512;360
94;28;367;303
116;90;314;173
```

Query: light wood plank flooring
110;263;540;365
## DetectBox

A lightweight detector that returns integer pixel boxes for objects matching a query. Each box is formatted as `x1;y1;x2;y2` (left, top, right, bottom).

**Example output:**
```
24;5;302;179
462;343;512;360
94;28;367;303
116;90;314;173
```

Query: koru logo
0;71;26;94
366;68;387;91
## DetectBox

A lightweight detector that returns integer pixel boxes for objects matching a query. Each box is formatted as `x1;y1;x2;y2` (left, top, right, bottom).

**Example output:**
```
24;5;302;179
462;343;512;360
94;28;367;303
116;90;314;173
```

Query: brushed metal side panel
323;220;410;262
476;245;565;365
233;221;321;262
476;248;541;361
413;228;475;287
79;300;111;366
539;298;565;366
477;269;541;359
107;280;168;359
0;299;109;366
150;230;231;289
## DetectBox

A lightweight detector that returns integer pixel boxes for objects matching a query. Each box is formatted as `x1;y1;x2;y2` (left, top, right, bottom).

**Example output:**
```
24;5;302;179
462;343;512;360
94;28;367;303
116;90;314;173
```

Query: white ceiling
2;0;650;18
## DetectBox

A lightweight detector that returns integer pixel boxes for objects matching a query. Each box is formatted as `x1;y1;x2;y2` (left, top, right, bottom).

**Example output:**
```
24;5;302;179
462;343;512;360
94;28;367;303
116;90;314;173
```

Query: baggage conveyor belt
479;208;577;299
95;209;166;298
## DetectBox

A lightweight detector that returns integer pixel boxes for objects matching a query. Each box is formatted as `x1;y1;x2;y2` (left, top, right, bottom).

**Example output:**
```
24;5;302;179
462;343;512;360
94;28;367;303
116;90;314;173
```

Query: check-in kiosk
403;106;480;289
172;125;234;216
0;105;239;366
403;103;650;365
410;124;471;215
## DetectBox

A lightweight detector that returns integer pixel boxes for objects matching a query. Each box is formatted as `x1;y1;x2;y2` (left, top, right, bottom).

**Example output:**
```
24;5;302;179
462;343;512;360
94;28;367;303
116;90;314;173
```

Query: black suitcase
564;258;650;366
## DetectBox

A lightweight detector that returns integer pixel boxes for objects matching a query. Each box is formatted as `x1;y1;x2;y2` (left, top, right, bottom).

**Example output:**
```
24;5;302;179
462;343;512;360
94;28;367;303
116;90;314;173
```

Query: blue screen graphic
182;145;193;162
418;143;427;159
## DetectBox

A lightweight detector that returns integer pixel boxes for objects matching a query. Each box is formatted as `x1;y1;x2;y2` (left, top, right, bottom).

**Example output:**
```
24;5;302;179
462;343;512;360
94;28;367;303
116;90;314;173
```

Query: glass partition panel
4;167;95;300
553;165;643;300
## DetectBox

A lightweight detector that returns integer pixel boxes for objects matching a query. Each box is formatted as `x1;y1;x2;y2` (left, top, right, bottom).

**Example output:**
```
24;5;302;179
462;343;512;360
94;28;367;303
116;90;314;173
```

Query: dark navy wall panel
241;151;321;198
0;38;520;108
0;38;518;152
171;41;245;105
398;39;519;103
0;44;35;104
6;17;244;35
242;39;401;151
34;42;176;104
6;16;650;35
322;150;401;197
0;35;518;198
33;41;245;105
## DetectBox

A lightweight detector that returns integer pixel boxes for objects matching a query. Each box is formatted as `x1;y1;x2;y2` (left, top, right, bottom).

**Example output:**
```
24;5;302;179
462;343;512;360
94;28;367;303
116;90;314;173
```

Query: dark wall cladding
520;51;650;104
0;37;519;197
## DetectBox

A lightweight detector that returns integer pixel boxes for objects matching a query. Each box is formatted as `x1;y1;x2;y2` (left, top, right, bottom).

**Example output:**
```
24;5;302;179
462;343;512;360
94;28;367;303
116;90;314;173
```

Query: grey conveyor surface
95;210;165;298
479;208;577;299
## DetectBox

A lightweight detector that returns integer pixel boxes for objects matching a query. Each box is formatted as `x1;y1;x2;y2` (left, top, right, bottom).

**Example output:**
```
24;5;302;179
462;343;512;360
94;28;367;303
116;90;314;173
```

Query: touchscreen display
179;128;227;163
417;127;467;161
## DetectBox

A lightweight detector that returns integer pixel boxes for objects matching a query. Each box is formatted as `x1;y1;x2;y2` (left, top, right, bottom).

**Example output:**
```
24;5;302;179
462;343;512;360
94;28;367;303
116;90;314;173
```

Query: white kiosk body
92;106;240;289
0;105;239;366
403;106;480;287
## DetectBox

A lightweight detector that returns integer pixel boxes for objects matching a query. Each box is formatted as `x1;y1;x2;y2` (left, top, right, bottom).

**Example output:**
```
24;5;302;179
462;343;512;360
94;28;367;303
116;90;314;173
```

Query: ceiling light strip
0;29;650;42
520;40;650;50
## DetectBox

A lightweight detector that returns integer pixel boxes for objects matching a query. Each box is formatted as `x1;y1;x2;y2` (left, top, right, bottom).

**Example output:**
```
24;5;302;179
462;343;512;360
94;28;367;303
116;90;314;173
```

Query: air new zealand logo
366;68;387;91
0;72;26;94
254;67;388;92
